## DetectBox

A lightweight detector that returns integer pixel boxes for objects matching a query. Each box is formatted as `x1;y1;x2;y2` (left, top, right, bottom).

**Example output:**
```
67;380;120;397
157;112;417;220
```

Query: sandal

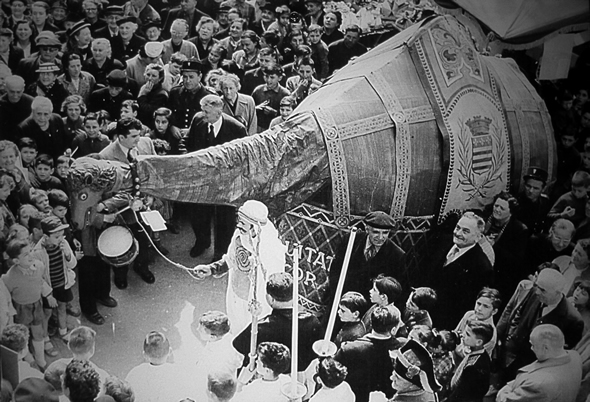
44;340;59;357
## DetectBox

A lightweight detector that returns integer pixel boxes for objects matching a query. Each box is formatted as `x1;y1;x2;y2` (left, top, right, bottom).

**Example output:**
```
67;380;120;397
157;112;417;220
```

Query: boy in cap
31;215;77;340
328;210;406;305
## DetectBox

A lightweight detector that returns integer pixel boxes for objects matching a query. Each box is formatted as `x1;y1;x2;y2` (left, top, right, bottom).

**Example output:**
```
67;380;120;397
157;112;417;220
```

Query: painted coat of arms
455;115;507;201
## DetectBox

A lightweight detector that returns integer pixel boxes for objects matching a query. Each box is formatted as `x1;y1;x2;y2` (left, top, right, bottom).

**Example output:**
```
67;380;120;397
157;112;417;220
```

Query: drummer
98;117;157;290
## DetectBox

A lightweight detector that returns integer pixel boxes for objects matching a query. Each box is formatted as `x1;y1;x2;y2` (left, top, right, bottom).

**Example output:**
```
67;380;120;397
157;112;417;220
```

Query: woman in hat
50;1;68;31
58;53;96;104
13;20;36;58
26;62;69;114
110;17;146;63
63;21;93;62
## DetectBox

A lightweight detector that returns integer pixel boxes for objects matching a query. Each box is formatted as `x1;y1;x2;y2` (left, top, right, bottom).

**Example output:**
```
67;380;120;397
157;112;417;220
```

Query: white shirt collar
211;116;223;137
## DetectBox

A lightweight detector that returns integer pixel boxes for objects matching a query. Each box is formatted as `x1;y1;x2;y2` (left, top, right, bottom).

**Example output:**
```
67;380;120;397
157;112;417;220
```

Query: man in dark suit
162;0;210;40
514;167;552;235
0;28;24;73
334;306;402;402
93;6;125;42
232;272;322;372
99;117;157;289
328;211;406;306
185;93;247;258
423;211;494;330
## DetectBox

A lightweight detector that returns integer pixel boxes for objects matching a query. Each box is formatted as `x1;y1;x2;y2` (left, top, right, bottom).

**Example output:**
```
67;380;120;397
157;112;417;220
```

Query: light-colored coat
496;350;582;402
222;93;258;135
161;39;199;64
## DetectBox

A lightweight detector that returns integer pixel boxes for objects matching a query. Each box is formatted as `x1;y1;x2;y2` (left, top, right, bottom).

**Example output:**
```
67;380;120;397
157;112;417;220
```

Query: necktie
127;148;137;163
445;246;460;266
365;244;376;261
207;123;215;144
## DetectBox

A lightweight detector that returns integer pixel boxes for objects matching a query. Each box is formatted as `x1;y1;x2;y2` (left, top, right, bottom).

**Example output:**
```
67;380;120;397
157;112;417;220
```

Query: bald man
496;268;584;382
0;75;34;141
496;324;582;402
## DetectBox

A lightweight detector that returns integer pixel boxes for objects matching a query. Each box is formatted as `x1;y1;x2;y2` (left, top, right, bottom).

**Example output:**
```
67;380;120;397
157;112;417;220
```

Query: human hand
368;391;387;402
47;295;58;308
562;206;575;218
103;213;116;223
190;264;212;280
131;198;143;211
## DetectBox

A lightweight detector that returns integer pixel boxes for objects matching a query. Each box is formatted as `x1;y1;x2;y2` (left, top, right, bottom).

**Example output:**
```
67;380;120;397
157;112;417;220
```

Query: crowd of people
0;0;589;401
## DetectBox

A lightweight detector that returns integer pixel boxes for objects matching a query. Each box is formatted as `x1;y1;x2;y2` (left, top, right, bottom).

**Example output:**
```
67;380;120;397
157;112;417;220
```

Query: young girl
2;238;57;368
150;107;185;155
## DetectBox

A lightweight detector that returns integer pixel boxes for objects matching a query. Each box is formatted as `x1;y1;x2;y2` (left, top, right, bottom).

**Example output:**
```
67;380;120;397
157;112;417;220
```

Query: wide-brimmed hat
116;16;138;26
0;28;13;37
36;62;61;74
392;340;441;393
67;20;91;37
104;5;124;16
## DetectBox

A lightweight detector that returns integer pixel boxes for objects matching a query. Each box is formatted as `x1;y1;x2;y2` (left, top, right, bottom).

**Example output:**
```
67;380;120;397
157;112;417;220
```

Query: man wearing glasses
16;31;62;85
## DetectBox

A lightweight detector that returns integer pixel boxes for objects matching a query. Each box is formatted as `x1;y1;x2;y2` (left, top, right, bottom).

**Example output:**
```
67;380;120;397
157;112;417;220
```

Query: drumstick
114;205;131;215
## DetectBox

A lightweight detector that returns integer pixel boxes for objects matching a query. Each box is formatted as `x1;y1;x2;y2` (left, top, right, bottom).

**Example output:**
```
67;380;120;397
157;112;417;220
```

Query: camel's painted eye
79;193;88;201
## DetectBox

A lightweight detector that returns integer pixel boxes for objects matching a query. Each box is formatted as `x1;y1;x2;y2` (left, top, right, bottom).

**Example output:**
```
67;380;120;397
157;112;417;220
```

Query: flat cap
144;41;163;58
35;31;61;47
67;20;90;37
364;211;396;229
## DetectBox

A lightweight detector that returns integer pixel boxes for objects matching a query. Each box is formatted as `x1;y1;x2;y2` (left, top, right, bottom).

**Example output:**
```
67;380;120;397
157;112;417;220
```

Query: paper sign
140;210;167;232
539;34;575;80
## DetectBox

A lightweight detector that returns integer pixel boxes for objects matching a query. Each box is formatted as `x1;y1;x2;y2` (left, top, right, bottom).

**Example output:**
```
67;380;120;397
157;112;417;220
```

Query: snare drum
97;226;139;267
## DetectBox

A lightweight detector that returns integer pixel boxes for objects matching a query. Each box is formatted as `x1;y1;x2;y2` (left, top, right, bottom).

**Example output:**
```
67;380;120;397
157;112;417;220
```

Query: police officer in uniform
514;167;551;235
168;60;215;131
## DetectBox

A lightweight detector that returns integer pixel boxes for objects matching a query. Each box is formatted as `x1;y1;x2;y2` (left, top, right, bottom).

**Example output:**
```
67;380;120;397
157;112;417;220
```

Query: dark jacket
425;241;494;330
110;34;146;64
448;349;490;402
168;84;215;129
82;57;126;87
328;232;406;304
0;92;34;140
185;112;247;152
232;308;322;371
17;114;68;158
162;7;210;40
2;45;25;73
87;87;133;120
334;334;403;402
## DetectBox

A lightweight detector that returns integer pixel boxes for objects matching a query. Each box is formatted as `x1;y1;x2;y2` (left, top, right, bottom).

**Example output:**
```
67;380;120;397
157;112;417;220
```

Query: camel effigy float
68;15;556;314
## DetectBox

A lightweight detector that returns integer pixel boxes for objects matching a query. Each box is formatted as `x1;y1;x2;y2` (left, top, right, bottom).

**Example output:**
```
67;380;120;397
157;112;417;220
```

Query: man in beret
16;31;62;85
514;166;551;235
327;211;406;306
0;28;24;73
87;69;133;120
